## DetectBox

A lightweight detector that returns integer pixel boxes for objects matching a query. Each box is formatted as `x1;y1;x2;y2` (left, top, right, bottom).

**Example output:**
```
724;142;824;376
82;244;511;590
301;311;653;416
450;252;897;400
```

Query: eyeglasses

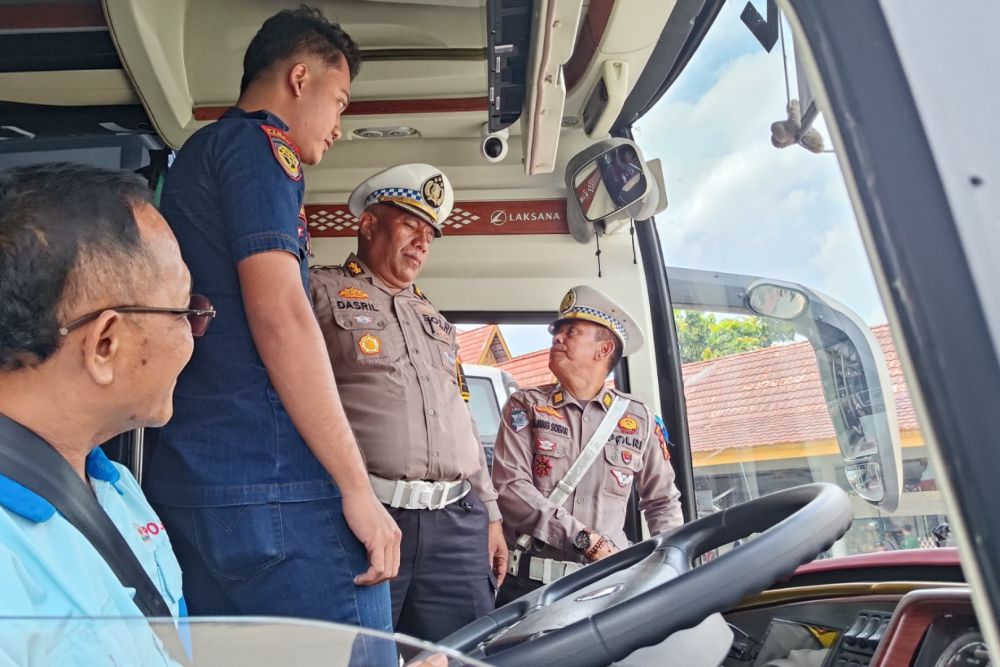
58;294;217;338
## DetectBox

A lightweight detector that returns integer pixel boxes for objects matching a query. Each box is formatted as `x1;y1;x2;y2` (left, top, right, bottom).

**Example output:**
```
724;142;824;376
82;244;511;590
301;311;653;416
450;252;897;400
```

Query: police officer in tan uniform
492;285;683;604
310;164;507;642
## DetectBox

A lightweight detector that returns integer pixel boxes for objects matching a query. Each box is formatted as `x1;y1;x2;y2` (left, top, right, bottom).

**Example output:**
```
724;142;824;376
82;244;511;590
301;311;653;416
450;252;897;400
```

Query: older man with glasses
0;162;214;664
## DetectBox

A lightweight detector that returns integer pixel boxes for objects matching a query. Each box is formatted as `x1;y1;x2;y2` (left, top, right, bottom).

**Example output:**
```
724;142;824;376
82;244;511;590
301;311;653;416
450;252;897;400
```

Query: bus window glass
636;3;950;556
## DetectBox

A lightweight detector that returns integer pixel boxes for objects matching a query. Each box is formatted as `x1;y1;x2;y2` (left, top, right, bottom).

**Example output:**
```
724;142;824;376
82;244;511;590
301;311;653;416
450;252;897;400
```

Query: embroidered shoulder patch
509;407;528;432
338;287;369;300
655;416;670;461
261;125;302;181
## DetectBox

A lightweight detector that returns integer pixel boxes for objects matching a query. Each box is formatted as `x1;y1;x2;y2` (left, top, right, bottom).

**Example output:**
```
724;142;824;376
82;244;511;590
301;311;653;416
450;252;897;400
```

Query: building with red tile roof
498;349;554;387
456;325;512;365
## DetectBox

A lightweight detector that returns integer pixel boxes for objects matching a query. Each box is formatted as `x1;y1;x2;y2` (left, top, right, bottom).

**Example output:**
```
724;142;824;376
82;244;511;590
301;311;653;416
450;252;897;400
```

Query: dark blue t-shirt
145;108;337;506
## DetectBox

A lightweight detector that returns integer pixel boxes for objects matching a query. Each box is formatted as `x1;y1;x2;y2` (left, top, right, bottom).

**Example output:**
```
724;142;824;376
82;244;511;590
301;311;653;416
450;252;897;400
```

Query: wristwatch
573;529;592;553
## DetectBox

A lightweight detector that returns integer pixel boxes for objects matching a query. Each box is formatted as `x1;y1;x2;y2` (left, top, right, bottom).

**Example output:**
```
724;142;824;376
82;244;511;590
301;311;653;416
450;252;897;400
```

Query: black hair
0;162;155;370
240;5;362;95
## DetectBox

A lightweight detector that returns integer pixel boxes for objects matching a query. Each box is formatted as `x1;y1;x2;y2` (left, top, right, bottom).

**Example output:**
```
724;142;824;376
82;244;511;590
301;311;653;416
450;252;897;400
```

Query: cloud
632;8;887;325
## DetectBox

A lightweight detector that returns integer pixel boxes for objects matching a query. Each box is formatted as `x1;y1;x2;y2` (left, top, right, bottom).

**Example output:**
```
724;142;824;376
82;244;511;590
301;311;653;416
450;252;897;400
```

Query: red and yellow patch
621;450;633;465
535;405;564;420
618;416;638;434
338;287;369;300
358;334;381;356
260;125;302;181
534;455;553;477
655;423;670;461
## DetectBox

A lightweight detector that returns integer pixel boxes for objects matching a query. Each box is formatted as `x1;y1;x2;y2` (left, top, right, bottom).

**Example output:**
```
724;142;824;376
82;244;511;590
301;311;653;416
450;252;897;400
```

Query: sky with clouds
500;3;887;357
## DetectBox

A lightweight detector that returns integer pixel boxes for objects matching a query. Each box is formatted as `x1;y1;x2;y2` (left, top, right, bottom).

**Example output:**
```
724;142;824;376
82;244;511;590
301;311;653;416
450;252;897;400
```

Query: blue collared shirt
0;448;184;665
148;107;337;507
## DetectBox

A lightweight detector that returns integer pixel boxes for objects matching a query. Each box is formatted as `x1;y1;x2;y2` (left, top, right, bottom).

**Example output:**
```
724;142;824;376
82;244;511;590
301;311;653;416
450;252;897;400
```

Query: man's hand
342;489;402;585
584;532;619;563
488;520;508;586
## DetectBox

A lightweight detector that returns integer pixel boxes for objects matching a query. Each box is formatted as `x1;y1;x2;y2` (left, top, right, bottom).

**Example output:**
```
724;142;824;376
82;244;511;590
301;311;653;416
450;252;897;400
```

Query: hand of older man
488;520;509;586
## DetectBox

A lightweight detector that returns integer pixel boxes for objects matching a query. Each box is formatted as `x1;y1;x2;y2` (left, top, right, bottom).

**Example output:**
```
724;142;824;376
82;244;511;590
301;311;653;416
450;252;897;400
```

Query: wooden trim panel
306;200;568;237
870;588;974;667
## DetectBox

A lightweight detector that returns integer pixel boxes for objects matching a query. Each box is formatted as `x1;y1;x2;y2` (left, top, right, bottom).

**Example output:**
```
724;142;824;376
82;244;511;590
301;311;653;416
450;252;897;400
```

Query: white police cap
348;163;454;237
549;285;645;357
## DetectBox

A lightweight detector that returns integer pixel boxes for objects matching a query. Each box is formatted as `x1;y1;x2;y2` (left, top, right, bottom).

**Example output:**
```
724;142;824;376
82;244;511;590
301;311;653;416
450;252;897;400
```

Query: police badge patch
534;455;553;477
357;334;381;356
610;469;634;487
421;174;445;209
509;407;528;432
260;125;302;181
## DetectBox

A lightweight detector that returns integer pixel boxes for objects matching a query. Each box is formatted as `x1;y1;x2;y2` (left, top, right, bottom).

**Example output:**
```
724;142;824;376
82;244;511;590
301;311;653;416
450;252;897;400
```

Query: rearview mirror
564;139;662;243
571;144;648;221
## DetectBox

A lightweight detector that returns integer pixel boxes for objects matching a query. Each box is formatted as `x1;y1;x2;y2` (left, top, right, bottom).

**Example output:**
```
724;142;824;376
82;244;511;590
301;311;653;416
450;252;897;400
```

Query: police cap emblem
559;289;577;314
422;174;445;209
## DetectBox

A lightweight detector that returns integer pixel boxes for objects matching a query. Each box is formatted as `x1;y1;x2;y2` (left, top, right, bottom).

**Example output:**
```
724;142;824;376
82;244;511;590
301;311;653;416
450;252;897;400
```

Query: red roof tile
456;325;496;365
499;349;555;387
683;324;918;452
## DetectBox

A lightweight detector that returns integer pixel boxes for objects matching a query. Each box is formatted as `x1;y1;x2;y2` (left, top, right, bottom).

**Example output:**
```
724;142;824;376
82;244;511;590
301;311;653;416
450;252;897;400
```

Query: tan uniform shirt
311;254;500;522
492;383;682;562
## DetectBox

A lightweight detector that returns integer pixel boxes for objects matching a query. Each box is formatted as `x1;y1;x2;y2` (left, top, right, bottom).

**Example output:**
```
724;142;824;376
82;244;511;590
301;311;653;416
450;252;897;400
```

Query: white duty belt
508;395;629;577
369;475;470;510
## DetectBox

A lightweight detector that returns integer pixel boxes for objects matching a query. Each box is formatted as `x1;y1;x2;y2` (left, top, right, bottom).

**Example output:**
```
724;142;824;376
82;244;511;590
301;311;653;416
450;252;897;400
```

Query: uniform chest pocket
413;304;458;370
532;437;568;492
329;303;394;364
602;444;641;498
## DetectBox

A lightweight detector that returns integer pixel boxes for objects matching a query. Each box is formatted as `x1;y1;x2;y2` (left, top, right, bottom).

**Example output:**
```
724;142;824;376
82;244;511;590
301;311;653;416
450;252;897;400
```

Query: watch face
574;530;591;551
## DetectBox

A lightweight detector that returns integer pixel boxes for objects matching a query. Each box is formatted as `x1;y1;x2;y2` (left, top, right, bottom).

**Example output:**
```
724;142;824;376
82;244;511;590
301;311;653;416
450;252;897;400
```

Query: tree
674;310;797;363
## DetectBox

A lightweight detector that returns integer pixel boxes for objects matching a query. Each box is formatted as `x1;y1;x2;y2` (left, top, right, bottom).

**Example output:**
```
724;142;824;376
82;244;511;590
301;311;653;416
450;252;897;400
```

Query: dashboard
719;550;991;667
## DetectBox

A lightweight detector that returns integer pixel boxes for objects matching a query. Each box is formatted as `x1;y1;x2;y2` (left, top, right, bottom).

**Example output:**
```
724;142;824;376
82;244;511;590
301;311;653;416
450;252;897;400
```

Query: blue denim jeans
154;497;395;665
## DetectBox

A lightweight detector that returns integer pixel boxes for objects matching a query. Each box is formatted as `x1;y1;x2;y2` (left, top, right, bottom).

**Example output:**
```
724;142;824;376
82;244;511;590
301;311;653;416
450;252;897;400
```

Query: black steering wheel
436;483;853;667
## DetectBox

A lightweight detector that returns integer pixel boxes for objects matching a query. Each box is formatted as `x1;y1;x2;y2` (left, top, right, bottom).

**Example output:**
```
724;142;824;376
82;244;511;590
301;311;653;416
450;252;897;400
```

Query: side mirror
564;139;665;243
670;269;903;511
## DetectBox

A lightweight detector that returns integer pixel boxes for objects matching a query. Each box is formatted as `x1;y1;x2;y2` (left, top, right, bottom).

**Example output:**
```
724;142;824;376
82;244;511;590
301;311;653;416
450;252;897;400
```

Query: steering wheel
437;483;853;667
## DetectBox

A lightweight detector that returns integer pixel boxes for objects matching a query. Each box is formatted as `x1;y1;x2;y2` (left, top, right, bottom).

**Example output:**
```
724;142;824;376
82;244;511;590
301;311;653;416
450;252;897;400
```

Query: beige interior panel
565;0;678;118
0;70;138;106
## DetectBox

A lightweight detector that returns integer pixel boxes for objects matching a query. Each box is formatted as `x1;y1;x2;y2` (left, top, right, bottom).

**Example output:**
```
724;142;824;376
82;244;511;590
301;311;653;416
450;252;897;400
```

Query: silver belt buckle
406;480;434;509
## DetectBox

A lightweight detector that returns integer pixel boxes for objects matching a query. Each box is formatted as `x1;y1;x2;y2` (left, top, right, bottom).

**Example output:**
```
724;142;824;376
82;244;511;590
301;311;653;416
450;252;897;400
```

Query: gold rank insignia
552;391;564;405
618;415;638;434
414;285;427;300
357;334;381;356
602;392;614;409
346;261;363;276
535;405;564;420
338;287;369;300
260;125;302;181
